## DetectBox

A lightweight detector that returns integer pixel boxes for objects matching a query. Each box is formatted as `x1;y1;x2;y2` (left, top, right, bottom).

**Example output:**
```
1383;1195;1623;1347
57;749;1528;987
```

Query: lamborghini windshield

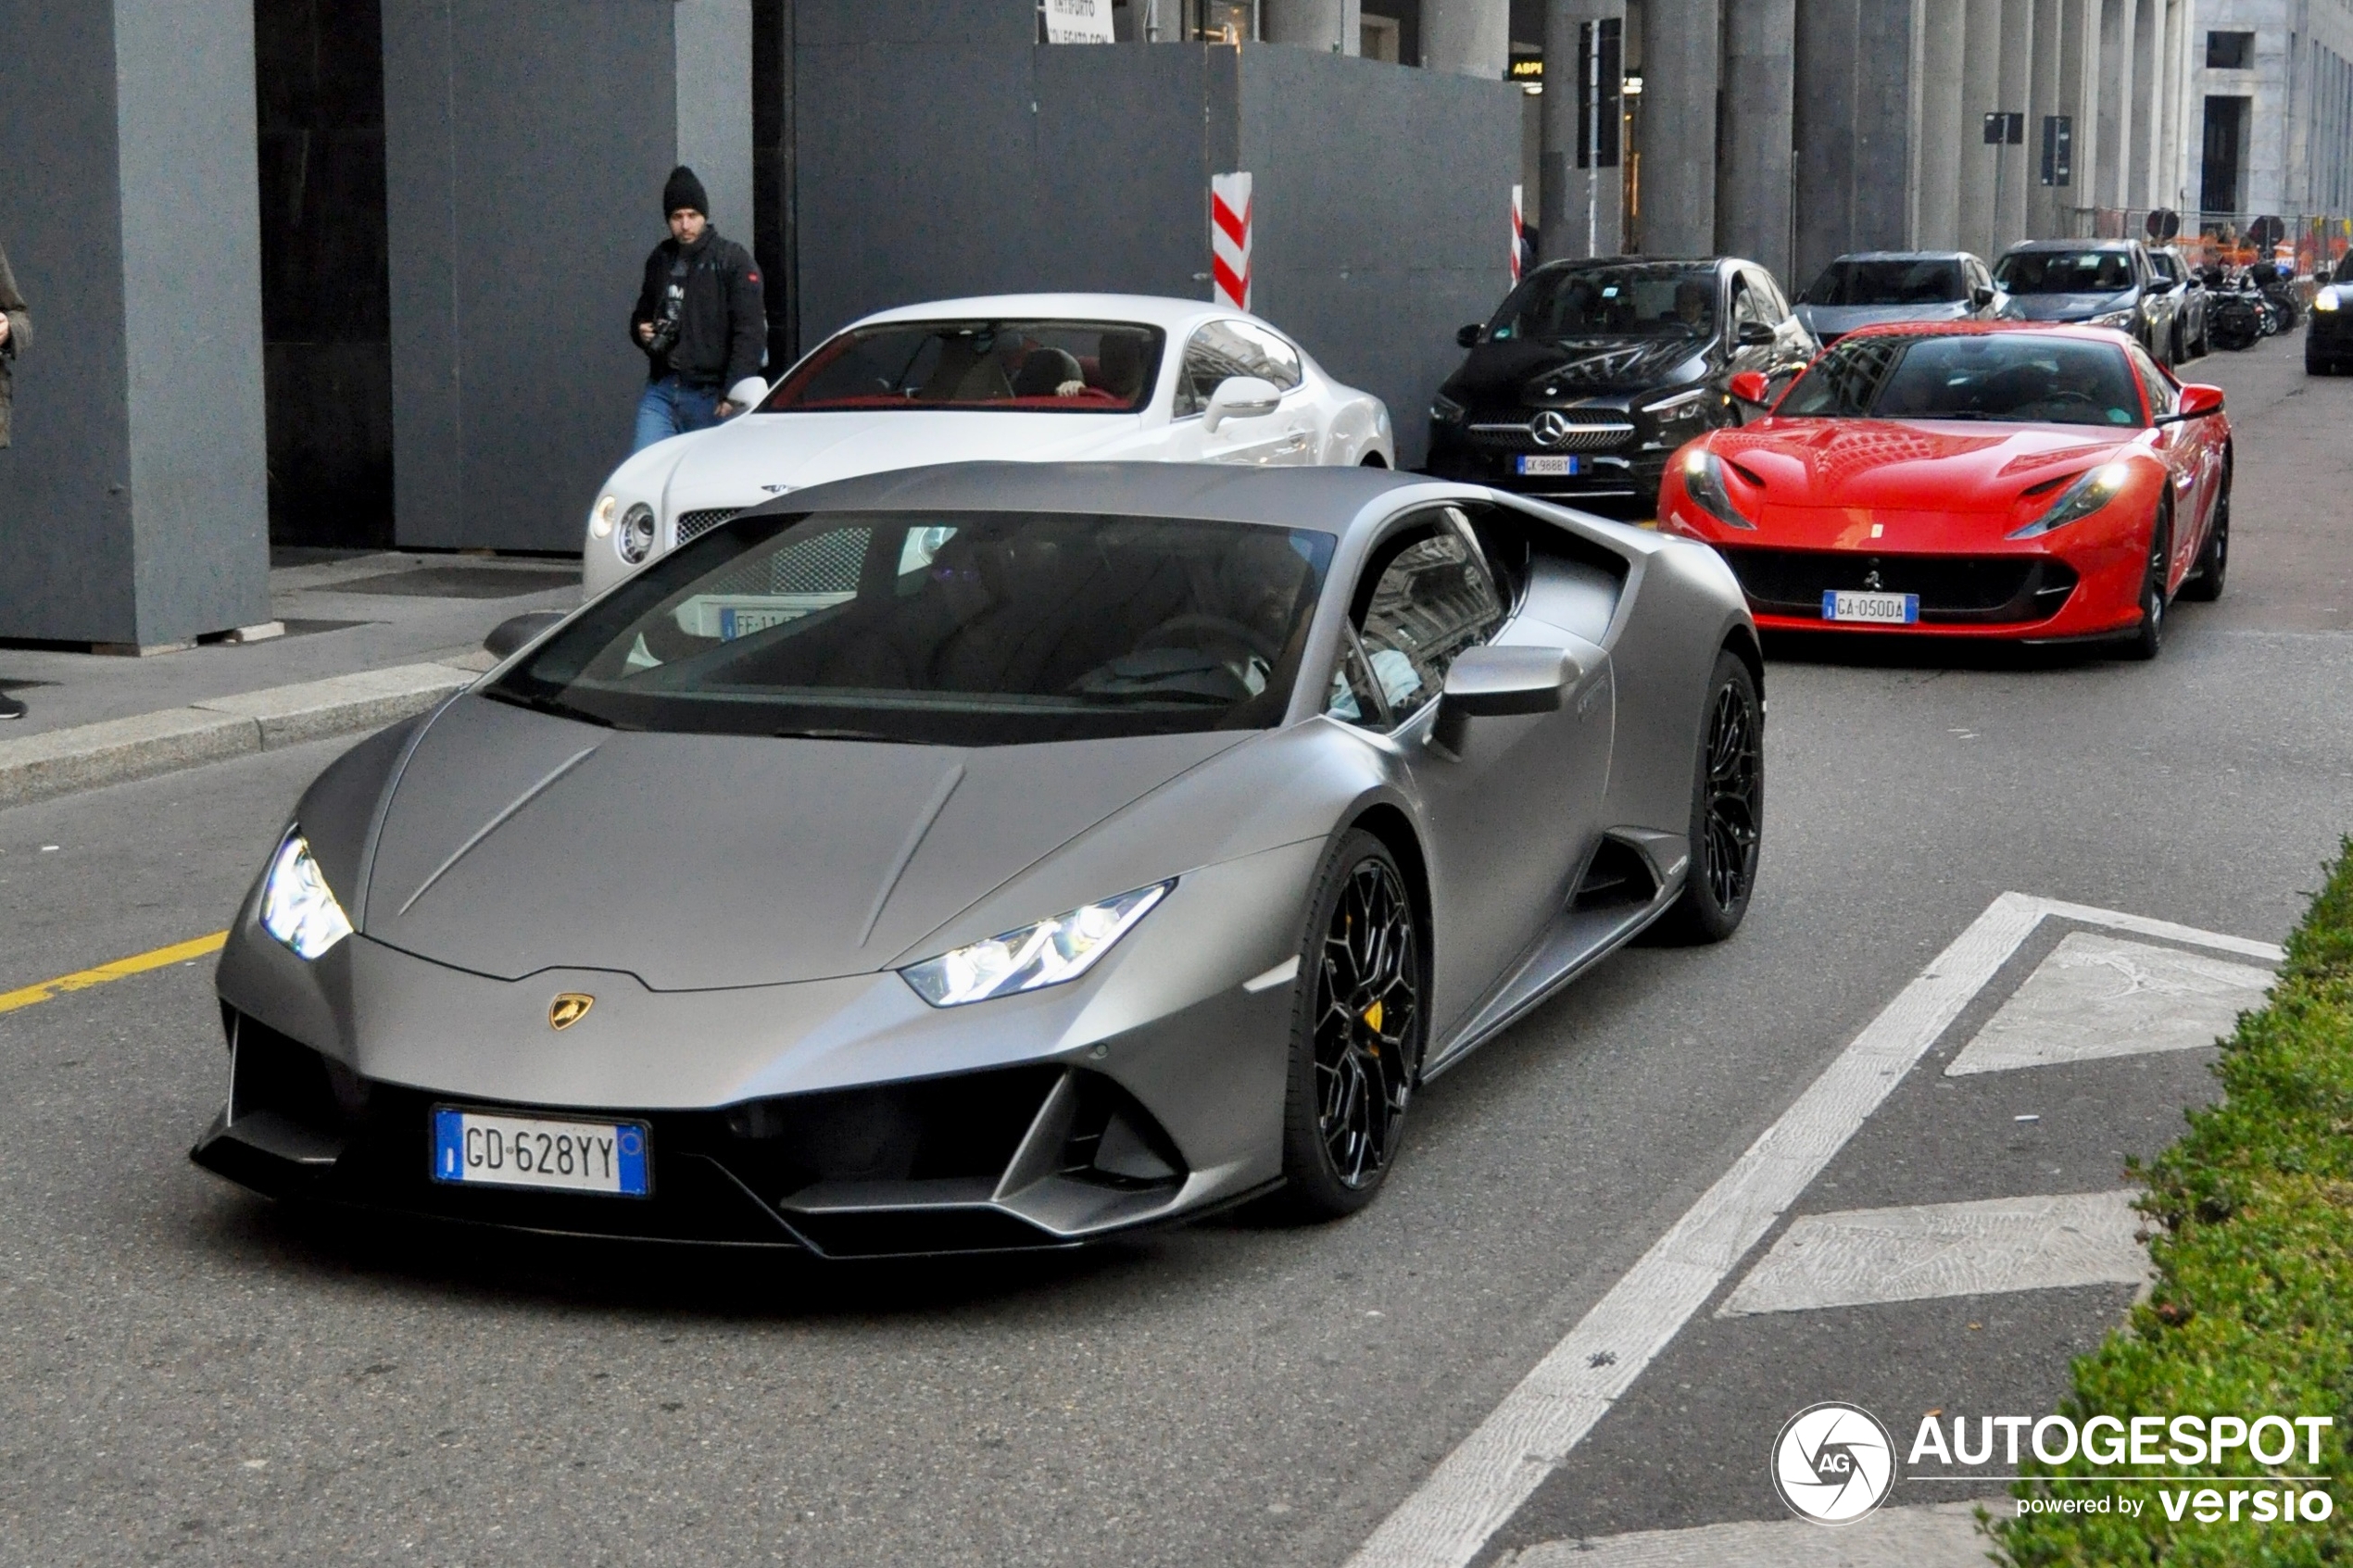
490;510;1335;744
1774;333;2145;427
1484;263;1718;342
760;321;1165;413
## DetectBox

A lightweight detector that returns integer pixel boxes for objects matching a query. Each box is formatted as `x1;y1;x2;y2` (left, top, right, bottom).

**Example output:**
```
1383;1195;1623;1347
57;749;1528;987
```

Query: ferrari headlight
616;503;657;565
901;882;1172;1008
1677;447;1755;531
1430;393;1466;425
590;495;619;539
2010;461;2131;539
259;832;354;960
2315;287;2342;312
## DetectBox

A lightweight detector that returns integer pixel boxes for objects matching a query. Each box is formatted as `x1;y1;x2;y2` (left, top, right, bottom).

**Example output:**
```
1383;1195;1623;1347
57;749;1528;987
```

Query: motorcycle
2201;265;2271;351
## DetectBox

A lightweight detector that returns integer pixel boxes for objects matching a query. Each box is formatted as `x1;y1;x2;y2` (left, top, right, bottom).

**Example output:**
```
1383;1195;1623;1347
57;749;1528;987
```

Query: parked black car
1993;239;2178;365
1425;257;1818;508
2307;252;2353;372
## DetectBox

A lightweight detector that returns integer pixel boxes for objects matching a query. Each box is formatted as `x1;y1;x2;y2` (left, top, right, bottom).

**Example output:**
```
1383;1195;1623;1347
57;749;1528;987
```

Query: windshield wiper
771;725;903;742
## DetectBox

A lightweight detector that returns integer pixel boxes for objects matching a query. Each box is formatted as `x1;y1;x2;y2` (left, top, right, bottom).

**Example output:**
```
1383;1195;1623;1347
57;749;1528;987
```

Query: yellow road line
0;931;228;1017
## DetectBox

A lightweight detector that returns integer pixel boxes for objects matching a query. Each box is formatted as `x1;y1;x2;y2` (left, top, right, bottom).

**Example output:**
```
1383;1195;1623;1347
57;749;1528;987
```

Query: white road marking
1946;931;2272;1075
1344;894;2275;1568
1496;1499;2007;1568
1716;1190;2149;1317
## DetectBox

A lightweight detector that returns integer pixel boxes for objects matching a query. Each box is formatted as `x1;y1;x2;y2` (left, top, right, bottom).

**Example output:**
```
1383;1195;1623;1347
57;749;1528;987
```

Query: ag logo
1771;1402;1897;1524
547;993;595;1031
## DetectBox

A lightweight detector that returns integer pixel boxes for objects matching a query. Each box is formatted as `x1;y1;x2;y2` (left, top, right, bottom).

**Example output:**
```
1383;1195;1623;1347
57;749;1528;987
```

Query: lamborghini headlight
2010;461;2131;539
1677;447;1756;530
259;832;354;960
901;882;1172;1008
2315;287;2342;312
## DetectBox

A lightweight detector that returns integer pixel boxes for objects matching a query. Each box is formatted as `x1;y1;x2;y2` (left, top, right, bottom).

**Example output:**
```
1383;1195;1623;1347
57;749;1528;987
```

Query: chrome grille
697;522;875;599
1466;420;1636;454
674;508;742;544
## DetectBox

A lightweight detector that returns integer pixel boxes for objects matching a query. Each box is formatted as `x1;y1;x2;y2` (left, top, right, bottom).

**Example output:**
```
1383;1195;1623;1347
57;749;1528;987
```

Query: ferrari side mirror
2158;383;2225;423
484;610;565;661
1727;370;1773;407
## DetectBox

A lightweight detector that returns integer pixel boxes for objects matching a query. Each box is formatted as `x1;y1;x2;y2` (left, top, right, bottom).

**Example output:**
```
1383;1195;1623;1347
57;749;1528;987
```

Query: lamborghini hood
352;696;1245;990
1713;419;2142;517
651;408;1142;515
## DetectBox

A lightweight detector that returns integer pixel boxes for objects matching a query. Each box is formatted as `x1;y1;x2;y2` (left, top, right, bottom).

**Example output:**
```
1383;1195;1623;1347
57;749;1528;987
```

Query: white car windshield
761;321;1166;414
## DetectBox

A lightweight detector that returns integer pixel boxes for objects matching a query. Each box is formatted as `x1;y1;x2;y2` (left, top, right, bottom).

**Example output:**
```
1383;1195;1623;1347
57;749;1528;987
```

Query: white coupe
583;293;1395;596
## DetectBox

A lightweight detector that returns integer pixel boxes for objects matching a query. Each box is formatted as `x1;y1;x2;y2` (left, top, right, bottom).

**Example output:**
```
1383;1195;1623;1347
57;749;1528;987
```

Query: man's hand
714;400;737;419
0;316;11;347
635;321;654;345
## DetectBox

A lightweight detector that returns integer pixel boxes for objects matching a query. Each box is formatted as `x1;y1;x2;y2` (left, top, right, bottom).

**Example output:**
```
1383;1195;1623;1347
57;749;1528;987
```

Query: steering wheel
2043;389;2099;408
1138;613;1282;666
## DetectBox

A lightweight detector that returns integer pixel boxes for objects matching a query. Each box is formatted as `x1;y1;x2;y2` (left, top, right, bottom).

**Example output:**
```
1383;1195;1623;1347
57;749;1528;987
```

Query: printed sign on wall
1041;0;1115;44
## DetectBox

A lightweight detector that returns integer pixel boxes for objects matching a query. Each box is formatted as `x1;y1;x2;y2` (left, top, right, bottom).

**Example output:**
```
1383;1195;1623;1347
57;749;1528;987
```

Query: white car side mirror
726;377;770;412
1204;375;1282;433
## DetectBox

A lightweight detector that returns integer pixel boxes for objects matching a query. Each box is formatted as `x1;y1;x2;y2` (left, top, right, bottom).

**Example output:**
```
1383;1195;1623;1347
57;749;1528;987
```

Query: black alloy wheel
1651;651;1763;945
2125;503;2172;660
2180;475;2230;602
1276;830;1424;1219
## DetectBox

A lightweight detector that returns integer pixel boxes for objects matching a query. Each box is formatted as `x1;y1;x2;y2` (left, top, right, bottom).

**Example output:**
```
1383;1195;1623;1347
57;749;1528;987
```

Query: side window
1353;517;1505;721
2128;346;2174;420
1326;629;1390;729
1173;320;1300;417
1748;270;1790;322
1731;279;1770;334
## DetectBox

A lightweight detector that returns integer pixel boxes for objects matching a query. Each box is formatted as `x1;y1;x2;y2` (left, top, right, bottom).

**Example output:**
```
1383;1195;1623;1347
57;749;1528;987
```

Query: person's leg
632;379;681;452
673;383;723;434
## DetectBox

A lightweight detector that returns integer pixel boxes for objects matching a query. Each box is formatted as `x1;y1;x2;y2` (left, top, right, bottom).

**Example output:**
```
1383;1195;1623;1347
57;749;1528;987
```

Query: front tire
2179;476;2229;602
2124;503;2172;659
1275;830;1425;1220
1651;651;1763;945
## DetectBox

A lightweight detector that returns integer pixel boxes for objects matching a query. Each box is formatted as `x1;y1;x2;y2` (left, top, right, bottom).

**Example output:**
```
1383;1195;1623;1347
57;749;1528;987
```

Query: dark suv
1424;257;1818;508
1993;239;2179;365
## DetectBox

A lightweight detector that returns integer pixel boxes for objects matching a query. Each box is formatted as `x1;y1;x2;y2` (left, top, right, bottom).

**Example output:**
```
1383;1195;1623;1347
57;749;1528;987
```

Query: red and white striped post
1511;182;1526;282
1211;171;1252;310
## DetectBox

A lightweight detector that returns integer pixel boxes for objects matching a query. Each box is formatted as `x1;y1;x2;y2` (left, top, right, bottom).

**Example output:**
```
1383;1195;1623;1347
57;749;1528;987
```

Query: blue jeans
633;376;723;452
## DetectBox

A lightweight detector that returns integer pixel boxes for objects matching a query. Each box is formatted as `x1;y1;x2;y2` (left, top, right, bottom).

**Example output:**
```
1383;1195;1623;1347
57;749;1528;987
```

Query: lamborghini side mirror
484;610;565;661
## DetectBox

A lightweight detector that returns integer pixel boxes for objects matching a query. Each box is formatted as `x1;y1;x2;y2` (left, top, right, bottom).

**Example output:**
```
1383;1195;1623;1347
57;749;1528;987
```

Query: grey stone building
2190;0;2353;220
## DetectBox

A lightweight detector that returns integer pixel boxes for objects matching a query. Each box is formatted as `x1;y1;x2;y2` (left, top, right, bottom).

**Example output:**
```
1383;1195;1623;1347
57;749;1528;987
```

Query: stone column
1642;0;1722;255
1995;0;2035;249
1541;0;1628;258
676;0;754;243
382;0;684;552
2026;0;2063;236
1265;0;1362;53
1915;0;1969;250
2096;0;2131;207
2129;0;2158;208
1423;0;1511;76
2157;0;2188;210
1959;0;2003;257
1718;0;1795;280
0;0;271;648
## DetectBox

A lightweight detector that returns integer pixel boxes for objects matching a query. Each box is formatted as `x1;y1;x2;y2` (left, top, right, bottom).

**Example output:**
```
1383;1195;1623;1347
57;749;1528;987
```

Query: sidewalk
0;549;579;808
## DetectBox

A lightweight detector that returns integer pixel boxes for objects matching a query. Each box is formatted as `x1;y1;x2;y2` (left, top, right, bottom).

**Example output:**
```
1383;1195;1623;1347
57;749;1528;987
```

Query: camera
645;282;685;358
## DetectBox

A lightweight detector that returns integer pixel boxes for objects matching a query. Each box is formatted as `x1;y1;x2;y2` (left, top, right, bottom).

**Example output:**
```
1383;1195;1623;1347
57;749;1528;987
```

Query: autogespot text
1906;1412;2336;1524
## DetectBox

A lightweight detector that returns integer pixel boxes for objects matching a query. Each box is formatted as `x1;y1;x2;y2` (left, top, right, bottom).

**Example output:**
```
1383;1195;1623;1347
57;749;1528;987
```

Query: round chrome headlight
590;495;618;539
616;504;657;565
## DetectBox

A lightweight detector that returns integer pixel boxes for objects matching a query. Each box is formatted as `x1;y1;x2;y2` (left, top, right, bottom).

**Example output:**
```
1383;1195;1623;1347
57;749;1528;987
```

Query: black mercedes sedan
1424;257;1818;508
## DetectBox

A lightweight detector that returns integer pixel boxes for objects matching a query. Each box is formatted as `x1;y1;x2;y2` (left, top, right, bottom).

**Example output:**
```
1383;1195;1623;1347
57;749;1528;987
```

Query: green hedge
1997;839;2353;1566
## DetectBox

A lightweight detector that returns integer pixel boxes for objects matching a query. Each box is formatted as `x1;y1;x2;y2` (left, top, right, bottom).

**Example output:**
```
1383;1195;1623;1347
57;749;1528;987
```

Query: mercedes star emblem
1530;409;1573;448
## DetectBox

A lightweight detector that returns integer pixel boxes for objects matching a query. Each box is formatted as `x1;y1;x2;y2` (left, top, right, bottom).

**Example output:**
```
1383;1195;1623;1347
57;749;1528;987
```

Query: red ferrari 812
1655;322;2230;658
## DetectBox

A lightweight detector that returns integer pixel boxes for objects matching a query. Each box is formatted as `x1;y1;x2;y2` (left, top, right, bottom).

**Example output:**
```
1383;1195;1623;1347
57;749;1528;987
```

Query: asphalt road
3;332;2349;1567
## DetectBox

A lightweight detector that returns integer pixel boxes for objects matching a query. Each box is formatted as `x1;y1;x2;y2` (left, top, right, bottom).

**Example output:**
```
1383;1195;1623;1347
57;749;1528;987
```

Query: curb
0;662;478;810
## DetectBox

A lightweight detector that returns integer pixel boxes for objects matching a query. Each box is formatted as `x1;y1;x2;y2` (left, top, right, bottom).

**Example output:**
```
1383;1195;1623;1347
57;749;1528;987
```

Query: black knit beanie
662;165;709;220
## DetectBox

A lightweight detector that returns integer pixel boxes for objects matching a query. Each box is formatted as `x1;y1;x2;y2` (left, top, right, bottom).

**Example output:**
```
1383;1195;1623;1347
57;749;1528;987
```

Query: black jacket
630;230;765;390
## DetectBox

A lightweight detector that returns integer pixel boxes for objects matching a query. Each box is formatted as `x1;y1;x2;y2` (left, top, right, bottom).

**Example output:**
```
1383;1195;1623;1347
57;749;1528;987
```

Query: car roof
1531;256;1742;273
757;460;1443;534
1823;250;1975;263
848;293;1252;333
2003;238;2139;252
1831;320;2140;347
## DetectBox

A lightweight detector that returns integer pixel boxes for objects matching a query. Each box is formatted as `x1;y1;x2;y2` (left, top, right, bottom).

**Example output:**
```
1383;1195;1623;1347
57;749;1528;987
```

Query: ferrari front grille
1715;547;2080;624
1466;420;1636;454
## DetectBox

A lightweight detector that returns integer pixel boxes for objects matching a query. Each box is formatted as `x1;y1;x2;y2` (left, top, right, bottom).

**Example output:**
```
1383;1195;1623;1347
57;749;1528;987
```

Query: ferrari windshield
1993;249;2137;295
760;321;1165;413
1775;333;2145;426
1486;264;1718;342
1799;258;1967;307
489;510;1335;744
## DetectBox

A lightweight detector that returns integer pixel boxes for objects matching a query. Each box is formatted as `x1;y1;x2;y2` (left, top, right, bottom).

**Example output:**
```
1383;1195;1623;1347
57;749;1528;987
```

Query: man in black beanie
629;166;767;451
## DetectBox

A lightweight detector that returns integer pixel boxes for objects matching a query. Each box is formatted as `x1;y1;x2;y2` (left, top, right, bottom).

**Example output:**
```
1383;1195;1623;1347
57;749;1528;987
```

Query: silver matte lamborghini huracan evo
196;461;1762;1256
